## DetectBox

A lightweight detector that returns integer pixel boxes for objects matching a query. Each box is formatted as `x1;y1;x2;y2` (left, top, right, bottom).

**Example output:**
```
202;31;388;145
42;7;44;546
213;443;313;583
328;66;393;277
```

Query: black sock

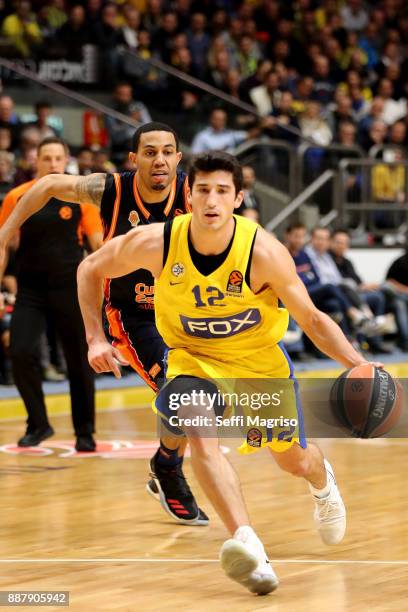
156;441;183;468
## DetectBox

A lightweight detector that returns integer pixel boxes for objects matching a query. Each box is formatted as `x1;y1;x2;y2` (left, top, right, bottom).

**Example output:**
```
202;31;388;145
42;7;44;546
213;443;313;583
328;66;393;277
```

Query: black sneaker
18;426;54;447
75;434;96;452
146;451;209;526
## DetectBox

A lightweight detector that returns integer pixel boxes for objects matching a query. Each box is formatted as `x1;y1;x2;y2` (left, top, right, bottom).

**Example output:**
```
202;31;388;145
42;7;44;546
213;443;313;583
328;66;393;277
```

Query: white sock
309;468;332;499
234;525;257;542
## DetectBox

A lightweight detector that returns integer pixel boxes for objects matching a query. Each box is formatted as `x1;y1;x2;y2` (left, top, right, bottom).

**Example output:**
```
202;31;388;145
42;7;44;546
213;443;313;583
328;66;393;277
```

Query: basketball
330;364;403;438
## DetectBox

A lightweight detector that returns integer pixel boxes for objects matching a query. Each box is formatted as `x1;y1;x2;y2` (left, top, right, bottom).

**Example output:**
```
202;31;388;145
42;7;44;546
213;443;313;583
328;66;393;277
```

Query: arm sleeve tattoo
74;173;107;207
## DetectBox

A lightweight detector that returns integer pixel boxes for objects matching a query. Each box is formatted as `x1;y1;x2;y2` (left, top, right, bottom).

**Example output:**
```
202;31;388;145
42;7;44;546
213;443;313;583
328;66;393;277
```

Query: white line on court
0;558;408;565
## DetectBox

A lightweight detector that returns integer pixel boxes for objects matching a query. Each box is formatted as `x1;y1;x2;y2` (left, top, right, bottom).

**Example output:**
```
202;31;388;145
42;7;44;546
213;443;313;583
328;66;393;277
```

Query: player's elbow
300;308;326;336
39;174;59;200
77;255;102;286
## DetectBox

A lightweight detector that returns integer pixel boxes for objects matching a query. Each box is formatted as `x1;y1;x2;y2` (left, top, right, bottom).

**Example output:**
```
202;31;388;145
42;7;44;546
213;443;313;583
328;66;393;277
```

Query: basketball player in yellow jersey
77;152;380;596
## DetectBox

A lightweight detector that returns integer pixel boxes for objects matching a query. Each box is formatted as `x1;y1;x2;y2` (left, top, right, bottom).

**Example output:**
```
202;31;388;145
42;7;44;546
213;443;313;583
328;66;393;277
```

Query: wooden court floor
0;368;408;611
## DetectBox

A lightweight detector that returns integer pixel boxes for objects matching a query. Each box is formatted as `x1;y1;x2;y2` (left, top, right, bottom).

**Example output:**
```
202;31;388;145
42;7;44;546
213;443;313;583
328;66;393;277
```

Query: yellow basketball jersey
154;214;290;378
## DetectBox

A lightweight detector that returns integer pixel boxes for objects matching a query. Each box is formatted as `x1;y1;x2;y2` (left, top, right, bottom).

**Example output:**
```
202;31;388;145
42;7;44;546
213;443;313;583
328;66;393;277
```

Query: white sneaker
220;526;279;595
313;460;346;545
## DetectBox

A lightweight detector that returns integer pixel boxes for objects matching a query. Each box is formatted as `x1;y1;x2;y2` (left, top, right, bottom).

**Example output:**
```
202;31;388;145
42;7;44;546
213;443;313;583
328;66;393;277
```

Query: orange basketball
330;364;403;438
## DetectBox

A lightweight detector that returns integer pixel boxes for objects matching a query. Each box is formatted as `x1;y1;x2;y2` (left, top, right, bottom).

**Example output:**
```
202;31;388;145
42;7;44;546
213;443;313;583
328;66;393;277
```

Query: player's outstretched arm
77;223;164;378
252;229;368;369
0;173;106;245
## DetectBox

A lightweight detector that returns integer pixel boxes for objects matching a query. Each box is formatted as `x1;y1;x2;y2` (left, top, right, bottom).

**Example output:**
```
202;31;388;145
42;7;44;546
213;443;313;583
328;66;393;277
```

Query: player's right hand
88;340;129;379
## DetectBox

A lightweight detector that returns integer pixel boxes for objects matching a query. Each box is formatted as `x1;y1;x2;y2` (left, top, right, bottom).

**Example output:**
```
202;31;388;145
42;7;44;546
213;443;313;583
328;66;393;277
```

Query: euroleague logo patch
128;210;140;227
172;262;185;277
247;428;262;448
227;270;243;294
59;206;73;220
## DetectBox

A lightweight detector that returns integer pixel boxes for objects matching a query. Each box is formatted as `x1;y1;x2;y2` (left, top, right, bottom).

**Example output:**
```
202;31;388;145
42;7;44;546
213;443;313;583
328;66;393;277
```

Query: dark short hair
37;136;68;155
311;226;330;236
188;151;243;195
285;222;306;233
132;122;179;152
35;100;51;111
331;228;350;238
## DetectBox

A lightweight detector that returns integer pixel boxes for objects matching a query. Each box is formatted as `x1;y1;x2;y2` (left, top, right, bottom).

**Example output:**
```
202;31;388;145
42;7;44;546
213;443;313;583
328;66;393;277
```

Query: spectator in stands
330;229;392;353
119;6;141;51
1;0;42;58
312;55;336;105
291;76;315;114
220;16;243;65
329;94;354;136
0;96;21;150
23;101;63;140
91;2;123;81
357;96;385;142
186;12;210;80
371;147;406;233
389;120;407;149
56;4;92;62
249;70;281;116
236;164;260;218
0;151;14;204
299;100;332;146
383;62;405;100
0;127;12;153
376;77;407;125
151;10;179;63
43;0;67;32
336;120;358;147
207;48;231;89
92;149;116;173
76;147;94;175
190;108;249;154
340;0;369;32
105;82;151;160
142;0;163;38
360;119;388;153
237;34;261;78
261;90;300;144
13;147;37;186
305;226;387;336
17;126;42;159
85;0;103;29
358;21;381;69
238;59;273;106
285;222;364;338
384;250;408;350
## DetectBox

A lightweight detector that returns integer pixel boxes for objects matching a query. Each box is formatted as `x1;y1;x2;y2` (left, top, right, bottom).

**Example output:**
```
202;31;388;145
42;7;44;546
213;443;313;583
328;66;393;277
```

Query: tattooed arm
0;173;107;245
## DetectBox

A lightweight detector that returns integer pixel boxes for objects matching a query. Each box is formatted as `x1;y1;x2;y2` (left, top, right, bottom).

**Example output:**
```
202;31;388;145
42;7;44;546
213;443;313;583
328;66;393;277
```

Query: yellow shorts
153;345;306;454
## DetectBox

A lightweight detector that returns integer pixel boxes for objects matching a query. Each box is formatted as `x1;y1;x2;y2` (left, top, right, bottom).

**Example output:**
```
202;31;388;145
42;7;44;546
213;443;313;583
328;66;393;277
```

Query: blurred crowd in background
0;0;406;151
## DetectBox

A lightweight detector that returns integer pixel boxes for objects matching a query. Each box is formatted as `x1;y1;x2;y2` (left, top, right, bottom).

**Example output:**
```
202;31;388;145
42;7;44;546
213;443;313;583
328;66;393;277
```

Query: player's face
36;143;67;177
130;131;182;192
191;170;243;230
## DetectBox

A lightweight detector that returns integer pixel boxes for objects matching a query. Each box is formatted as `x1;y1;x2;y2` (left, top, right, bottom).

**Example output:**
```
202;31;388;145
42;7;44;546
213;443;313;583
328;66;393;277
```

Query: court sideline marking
0;558;407;565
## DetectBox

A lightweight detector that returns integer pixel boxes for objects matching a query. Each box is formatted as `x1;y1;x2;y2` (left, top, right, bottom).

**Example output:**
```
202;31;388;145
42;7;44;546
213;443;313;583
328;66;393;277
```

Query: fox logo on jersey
180;308;261;338
128;210;140;227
